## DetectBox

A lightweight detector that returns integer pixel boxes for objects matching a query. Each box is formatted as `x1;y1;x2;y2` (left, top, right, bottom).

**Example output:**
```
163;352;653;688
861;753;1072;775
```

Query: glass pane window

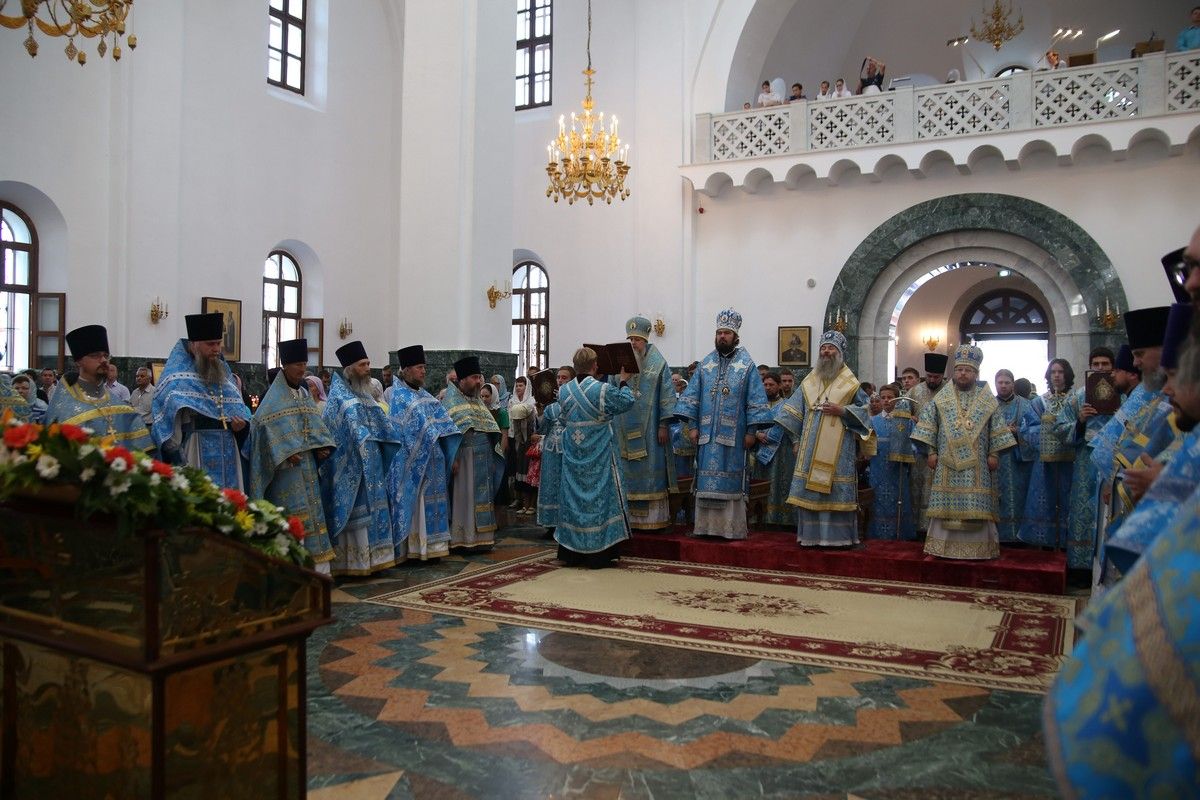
515;0;551;110
268;0;306;95
511;261;549;376
0;203;38;372
262;250;303;367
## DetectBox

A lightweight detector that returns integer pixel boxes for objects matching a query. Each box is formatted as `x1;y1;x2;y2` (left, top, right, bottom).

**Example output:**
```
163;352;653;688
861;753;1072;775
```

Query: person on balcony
786;83;806;103
1176;5;1200;51
756;80;782;107
832;78;853;99
815;80;832;100
858;57;886;93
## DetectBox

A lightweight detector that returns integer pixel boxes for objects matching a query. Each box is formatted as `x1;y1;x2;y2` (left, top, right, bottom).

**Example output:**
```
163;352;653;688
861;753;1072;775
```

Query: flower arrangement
0;410;310;567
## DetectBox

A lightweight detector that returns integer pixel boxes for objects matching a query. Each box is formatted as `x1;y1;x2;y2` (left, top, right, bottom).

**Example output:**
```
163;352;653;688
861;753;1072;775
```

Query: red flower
149;460;174;478
4;424;42;450
222;488;248;510
288;516;306;540
104;447;134;468
58;424;90;443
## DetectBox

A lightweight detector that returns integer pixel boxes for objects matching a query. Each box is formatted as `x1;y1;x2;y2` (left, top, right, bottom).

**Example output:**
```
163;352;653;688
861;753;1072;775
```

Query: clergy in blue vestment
387;345;462;562
0;373;31;421
760;330;870;547
668;374;695;482
674;309;773;540
1043;481;1200;800
320;340;408;575
867;384;916;540
993;369;1038;542
608;316;677;530
912;344;1016;560
1018;359;1076;551
536;366;573;532
248;338;337;572
555;347;636;567
905;353;948;531
1052;347;1115;570
751;372;796;527
1090;343;1144;478
11;375;46;423
151;313;250;488
441;355;505;550
47;325;153;450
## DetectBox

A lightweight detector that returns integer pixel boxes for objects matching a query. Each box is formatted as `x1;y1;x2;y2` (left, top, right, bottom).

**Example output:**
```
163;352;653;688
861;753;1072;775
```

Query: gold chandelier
0;0;136;65
545;0;630;206
970;0;1024;51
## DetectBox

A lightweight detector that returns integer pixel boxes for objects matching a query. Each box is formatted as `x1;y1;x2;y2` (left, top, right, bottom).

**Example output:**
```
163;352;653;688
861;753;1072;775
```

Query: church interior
1;0;1197;797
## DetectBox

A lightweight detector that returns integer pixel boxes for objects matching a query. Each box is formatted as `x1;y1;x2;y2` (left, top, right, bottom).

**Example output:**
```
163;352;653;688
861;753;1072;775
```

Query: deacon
152;313;251;488
555;347;635;567
609;316;677;530
1018;359;1077;551
911;343;1016;560
387;345;462;562
751;371;796;527
906;352;948;530
866;383;916;540
441;355;505;549
993;369;1038;542
48;325;154;450
320;340;407;575
759;330;870;547
535;366;574;534
248;338;337;572
674;309;773;540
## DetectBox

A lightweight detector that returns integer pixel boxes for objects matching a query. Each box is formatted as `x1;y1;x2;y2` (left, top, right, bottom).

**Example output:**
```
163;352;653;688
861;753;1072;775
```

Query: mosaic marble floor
307;525;1061;799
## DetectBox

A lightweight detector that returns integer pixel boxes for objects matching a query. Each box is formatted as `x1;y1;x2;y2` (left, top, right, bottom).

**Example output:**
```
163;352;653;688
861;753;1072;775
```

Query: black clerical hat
1161;303;1195;370
398;345;425;369
278;338;308;365
65;325;110;360
185;312;224;342
453;355;482;378
267;367;281;385
1123;306;1170;350
923;353;948;374
335;340;369;368
1114;344;1138;374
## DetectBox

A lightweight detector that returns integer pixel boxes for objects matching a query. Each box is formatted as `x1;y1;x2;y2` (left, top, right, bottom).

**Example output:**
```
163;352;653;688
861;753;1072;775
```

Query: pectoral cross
215;392;228;429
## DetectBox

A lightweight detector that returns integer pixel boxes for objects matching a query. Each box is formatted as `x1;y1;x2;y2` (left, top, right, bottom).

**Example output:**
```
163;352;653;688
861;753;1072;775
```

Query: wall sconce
338;318;353;339
149;297;169;324
653;316;666;337
1095;297;1121;330
922;330;942;351
486;280;512;309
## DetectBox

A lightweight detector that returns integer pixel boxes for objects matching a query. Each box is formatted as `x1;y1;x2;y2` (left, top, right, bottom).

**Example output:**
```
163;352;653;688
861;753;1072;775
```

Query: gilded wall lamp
149;297;169;324
486;281;512;309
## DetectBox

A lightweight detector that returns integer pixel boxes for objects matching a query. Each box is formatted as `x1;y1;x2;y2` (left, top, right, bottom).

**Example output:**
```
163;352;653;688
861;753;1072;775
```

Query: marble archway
825;193;1126;377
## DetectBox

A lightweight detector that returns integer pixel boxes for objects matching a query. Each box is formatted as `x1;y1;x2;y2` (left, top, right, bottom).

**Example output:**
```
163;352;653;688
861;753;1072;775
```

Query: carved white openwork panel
1033;66;1139;125
711;110;792;161
916;82;1011;139
1167;52;1200;113
809;97;895;150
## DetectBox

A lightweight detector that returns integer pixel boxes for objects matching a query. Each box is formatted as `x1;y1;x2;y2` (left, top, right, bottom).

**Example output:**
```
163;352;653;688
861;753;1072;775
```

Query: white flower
218;524;234;534
79;444;96;457
108;479;130;496
273;533;291;553
170;473;189;491
109;457;128;473
253;522;268;536
149;473;162;486
35;454;60;479
80;467;96;482
217;494;229;506
11;453;27;466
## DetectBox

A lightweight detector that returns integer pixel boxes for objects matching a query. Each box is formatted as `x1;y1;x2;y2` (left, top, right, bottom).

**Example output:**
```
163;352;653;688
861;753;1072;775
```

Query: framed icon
201;297;242;363
777;326;811;367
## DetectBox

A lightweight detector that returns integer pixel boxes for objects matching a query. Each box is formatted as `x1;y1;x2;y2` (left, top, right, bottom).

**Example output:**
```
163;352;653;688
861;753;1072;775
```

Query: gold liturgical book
1085;370;1120;415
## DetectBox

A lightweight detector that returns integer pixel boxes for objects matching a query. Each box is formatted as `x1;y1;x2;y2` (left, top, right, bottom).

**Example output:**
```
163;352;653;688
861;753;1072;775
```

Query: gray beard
193;355;224;384
344;371;376;402
1142;369;1166;392
815;354;842;382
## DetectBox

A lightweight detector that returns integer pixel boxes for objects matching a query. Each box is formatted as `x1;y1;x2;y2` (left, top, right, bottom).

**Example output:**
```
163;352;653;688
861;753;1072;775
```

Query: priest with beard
320;340;408;575
993;368;1038;543
906;352;947;531
608;316;677;531
441;355;505;550
751;371;796;528
674;309;773;540
151;313;250;487
248;338;337;572
387;344;462;562
46;324;154;450
758;330;870;547
911;343;1016;560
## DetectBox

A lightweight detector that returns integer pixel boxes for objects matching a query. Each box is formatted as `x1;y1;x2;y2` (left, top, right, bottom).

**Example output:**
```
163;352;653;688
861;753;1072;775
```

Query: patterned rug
368;553;1079;693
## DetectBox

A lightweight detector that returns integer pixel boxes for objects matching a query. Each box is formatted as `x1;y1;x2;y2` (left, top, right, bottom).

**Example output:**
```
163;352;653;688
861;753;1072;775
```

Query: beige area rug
368;553;1079;693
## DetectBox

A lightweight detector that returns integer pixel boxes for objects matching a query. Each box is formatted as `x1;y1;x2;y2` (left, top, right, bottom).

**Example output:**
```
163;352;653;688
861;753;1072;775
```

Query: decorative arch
831;193;1126;377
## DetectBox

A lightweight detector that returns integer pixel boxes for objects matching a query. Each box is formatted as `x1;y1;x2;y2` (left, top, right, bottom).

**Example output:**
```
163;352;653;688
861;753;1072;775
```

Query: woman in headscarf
492;374;512;405
480;382;511;506
507;376;537;514
304;373;327;412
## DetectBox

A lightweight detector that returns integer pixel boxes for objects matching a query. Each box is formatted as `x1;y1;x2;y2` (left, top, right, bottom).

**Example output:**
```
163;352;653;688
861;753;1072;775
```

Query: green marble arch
826;193;1128;372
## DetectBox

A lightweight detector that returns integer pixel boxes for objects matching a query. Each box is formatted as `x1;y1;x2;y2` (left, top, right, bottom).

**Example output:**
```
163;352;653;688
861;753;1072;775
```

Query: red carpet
624;527;1067;595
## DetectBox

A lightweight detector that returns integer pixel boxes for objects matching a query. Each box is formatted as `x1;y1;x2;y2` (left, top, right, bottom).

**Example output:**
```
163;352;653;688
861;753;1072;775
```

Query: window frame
512;261;549;376
0;202;44;372
262;250;304;368
268;0;307;95
515;0;553;111
960;288;1049;341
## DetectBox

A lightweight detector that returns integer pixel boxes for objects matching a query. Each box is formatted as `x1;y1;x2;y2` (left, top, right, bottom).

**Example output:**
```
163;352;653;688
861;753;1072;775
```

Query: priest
320;340;407;575
387;344;462;562
674;309;773;539
906;352;948;530
535;366;573;534
993;368;1038;542
911;343;1016;559
759;330;870;546
441;355;505;550
866;383;916;540
752;371;796;527
609;316;676;530
46;325;154;450
152;313;251;488
248;338;337;572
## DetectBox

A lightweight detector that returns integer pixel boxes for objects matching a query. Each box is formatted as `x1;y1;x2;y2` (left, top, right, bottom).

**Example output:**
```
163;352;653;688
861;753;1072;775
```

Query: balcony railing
695;51;1200;163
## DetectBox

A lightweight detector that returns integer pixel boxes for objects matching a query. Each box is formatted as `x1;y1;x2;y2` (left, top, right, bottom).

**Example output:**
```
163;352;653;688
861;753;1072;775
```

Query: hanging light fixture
0;0;137;65
545;0;630;205
969;0;1024;51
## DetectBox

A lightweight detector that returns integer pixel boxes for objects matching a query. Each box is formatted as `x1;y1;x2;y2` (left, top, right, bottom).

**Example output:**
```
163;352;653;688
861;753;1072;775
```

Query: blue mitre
626;316;652;340
819;329;847;353
954;343;984;370
715;308;742;332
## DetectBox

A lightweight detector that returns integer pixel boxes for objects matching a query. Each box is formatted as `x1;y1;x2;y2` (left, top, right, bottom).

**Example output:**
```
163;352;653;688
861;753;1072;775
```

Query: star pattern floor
308;527;1060;798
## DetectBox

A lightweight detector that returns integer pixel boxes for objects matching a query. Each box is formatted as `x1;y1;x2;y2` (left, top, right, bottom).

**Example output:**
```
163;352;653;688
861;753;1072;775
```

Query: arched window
512;261;548;375
1;203;38;372
994;65;1028;78
960;289;1049;341
263;251;303;367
